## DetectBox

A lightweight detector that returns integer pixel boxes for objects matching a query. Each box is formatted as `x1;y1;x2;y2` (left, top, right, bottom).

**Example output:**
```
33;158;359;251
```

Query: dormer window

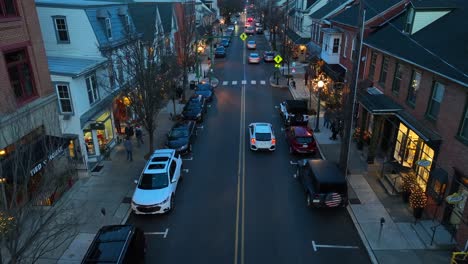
404;7;415;34
124;14;131;32
105;17;112;39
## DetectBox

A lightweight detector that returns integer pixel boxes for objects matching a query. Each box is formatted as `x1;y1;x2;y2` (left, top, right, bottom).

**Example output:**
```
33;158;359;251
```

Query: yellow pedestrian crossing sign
274;55;283;64
240;33;247;41
275;64;281;68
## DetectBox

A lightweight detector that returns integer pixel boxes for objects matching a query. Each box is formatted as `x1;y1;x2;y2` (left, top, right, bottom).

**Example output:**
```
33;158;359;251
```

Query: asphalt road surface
126;22;371;264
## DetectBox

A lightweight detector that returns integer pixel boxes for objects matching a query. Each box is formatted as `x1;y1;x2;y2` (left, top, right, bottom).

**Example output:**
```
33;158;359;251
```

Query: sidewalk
280;73;453;264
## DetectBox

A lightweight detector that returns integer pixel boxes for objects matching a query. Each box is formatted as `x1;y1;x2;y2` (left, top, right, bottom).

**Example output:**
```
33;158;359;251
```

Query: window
351;37;356;61
0;0;17;17
343;35;348;58
332;38;340;53
459;98;468;141
86;74;99;104
123;14;130;32
368;52;377;81
105;17;112;39
407;70;421;106
379;56;389;85
392;63;403;94
53;16;70;43
5;48;36;102
56;83;73;114
404;7;415;34
426;81;445;120
169;161;177;181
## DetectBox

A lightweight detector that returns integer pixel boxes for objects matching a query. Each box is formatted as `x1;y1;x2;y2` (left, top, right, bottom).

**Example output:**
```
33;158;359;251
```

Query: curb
347;205;380;264
269;76;288;88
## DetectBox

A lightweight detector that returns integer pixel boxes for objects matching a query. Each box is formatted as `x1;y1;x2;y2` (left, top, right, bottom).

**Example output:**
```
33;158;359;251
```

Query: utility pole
339;0;366;175
282;0;290;84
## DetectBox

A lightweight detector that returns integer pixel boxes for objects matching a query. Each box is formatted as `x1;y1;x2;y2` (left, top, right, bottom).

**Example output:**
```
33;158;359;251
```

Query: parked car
187;94;207;113
131;149;183;214
81;225;146;264
286;126;317;155
295;159;348;208
214;46;226;58
181;101;204;123
256;27;264;34
194;84;214;102
279;100;309;126
248;123;276;151
246;26;255;35
248;53;260;64
247;40;256;49
166;120;196;155
227;25;235;31
221;39;230;47
263;51;275;62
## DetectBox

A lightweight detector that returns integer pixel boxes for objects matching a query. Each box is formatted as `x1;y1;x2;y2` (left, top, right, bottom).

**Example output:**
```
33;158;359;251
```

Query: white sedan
249;123;276;151
248;53;260;64
246;40;256;49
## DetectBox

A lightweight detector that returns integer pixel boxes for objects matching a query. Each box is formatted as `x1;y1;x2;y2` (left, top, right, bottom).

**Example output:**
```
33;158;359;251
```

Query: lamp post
313;74;328;132
196;45;204;83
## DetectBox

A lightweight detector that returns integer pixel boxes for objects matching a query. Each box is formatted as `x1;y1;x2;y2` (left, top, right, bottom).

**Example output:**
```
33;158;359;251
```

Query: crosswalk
221;80;267;86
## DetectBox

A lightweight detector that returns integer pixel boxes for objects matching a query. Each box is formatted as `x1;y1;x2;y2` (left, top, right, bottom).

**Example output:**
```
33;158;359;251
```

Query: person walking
291;79;296;89
125;124;134;139
330;120;338;140
135;125;144;147
124;136;133;161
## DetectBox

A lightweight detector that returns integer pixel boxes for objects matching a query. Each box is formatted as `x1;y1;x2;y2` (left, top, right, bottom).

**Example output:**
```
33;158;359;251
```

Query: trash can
190;80;196;90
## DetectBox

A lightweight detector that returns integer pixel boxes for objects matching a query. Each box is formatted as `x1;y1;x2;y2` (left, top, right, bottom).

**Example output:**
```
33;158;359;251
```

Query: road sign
240;33;247;41
292;68;296;73
274;55;283;64
292;62;296;67
275;64;281;68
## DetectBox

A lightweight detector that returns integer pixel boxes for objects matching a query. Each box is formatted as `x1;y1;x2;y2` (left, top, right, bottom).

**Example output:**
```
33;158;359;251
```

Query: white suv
249;123;276;151
131;149;182;214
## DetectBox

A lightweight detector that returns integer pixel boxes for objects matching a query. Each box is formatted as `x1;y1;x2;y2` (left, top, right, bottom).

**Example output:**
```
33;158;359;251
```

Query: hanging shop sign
446;192;464;204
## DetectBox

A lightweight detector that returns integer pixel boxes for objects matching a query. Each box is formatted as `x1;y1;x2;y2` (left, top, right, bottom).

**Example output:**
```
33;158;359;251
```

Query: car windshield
255;132;271;141
196;85;211;91
185;104;201;110
169;128;188;139
265;52;274;56
248;41;255;44
138;173;168;190
318;183;347;194
296;137;314;144
250;54;259;58
216;47;224;52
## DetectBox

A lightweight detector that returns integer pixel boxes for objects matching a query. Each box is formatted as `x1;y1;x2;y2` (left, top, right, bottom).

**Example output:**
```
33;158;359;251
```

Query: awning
286;29;311;45
0;135;69;183
322;63;346;82
358;89;403;114
396;111;441;142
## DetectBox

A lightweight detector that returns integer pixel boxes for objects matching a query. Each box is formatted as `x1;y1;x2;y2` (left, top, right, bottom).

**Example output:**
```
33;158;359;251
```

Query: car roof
253;123;272;133
250;53;259;56
306;159;346;184
145;149;174;172
292;126;312;136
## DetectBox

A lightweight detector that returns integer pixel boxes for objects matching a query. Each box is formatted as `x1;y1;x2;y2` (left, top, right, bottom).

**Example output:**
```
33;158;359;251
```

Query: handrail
430;223;441;246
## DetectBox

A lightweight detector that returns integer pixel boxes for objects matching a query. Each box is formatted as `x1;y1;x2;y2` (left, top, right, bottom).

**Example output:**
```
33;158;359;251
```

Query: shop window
407;70;421;107
379;57;389;86
368;52;377;81
0;0;18;17
56;83;73;114
393;123;419;168
96;111;114;152
5;48;37;103
457;97;468;142
83;130;96;155
53;16;70;43
392;63;403;95
86;74;99;104
426;81;445;120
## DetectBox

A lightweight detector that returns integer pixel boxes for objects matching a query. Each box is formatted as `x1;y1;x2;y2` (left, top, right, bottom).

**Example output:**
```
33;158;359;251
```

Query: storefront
83;110;115;158
113;95;136;137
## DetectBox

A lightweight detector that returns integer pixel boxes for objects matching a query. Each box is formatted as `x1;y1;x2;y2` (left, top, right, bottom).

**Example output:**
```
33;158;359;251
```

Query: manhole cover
349;198;361;204
122;197;132;204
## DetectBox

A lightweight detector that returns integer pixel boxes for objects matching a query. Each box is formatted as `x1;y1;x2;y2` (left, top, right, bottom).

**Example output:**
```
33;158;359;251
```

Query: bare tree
179;0;197;101
0;107;80;264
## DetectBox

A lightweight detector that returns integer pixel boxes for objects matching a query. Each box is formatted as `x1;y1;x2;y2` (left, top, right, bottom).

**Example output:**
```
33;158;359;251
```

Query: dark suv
295;159;348;208
82;225;146;264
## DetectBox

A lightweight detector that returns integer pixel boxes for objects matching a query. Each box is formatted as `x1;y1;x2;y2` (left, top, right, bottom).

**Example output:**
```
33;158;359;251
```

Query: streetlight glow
318;80;324;88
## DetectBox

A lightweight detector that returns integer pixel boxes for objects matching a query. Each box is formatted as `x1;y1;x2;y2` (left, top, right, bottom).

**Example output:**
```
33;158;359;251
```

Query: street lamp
312;74;328;132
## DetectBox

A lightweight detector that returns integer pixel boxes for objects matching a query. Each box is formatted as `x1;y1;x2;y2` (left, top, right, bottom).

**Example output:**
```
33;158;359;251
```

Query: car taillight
271;138;276;144
251;138;256;144
314;194;321;199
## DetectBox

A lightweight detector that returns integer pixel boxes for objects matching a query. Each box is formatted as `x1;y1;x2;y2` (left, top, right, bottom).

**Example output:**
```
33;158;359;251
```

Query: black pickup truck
279;100;309;126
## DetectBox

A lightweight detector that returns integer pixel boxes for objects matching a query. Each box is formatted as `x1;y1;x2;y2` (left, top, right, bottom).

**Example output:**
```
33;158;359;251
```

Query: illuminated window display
83;111;114;156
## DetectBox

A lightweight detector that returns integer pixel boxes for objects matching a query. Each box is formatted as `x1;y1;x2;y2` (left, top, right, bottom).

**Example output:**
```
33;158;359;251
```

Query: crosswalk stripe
222;81;228;85
251;80;256;85
232;81;238;85
242;80;247;84
260;80;266;85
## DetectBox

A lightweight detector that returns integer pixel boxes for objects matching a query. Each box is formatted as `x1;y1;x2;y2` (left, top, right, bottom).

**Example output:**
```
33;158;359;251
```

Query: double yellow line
234;82;246;264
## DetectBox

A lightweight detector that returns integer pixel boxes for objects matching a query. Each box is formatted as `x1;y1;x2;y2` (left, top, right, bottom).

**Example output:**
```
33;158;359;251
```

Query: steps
411;220;457;249
378;173;403;195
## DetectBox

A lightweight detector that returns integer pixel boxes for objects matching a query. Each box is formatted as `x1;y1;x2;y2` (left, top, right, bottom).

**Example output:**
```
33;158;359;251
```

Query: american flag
325;192;342;207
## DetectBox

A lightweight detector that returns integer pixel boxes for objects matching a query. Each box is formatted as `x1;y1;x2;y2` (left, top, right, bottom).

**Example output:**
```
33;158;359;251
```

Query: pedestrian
124;136;133;161
125;124;134;139
330;120;338;140
323;108;331;129
135;125;144;147
291;79;296;89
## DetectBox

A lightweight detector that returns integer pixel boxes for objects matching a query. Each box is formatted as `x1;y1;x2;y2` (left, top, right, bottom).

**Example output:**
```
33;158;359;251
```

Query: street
126;23;371;264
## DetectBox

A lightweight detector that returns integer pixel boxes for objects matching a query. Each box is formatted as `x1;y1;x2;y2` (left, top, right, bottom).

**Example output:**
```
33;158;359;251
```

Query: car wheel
188;144;192;153
169;195;175;212
306;194;312;207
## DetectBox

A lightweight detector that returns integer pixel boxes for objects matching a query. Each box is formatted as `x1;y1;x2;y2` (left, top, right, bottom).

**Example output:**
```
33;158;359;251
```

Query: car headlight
160;197;170;205
178;144;188;151
197;113;202;117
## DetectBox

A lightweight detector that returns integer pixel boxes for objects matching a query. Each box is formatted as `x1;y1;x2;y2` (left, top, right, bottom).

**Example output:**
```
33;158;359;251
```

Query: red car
286;126;317;154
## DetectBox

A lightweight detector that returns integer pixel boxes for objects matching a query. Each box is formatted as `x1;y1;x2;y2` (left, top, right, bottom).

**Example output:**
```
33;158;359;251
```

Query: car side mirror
134;179;138;184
